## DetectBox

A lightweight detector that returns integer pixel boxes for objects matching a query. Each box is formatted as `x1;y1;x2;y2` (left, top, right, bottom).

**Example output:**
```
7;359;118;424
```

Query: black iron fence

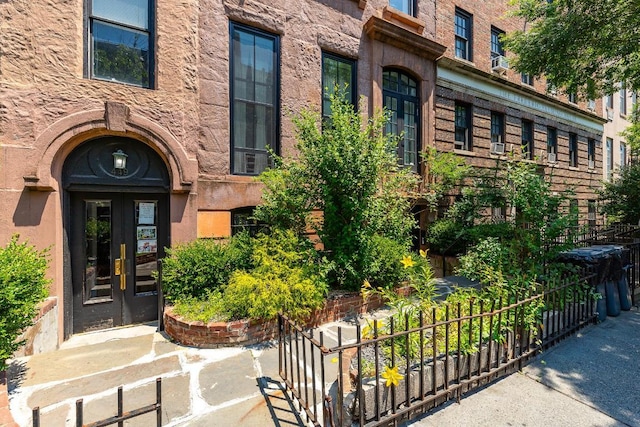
32;378;162;427
279;268;600;426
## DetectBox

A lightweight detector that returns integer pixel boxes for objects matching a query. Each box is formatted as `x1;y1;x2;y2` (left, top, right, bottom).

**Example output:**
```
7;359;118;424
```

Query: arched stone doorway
62;136;170;334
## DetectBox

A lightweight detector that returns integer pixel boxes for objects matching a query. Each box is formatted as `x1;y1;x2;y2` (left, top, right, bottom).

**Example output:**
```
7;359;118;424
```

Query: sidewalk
406;307;640;427
5;323;307;426
5;308;640;426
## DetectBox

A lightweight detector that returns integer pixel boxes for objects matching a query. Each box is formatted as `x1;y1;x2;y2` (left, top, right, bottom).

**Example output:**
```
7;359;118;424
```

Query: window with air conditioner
547;126;557;162
491;112;505;154
490;27;508;73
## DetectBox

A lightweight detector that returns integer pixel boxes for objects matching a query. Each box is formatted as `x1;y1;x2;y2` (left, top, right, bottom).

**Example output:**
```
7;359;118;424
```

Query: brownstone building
0;0;605;345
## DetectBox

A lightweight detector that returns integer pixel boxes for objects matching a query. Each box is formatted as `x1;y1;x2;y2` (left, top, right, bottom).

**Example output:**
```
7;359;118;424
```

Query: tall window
454;103;472;151
230;23;279;175
569;133;578;167
88;0;153;87
490;27;505;58
606;94;614;109
620;85;627;115
606;137;613;180
568;92;577;104
621;142;627;167
588;138;596;169
521;73;533;86
588;200;597;226
569;199;579;227
322;53;356;121
490;112;505;153
521;120;533;159
455;8;472;61
389;0;415;16
547;127;557;162
383;70;419;172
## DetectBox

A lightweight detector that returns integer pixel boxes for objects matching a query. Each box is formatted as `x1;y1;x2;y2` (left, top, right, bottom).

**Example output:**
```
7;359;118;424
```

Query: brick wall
163;290;399;348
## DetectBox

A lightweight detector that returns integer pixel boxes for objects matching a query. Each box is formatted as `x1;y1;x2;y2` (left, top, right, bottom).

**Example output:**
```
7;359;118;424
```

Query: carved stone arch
25;103;197;194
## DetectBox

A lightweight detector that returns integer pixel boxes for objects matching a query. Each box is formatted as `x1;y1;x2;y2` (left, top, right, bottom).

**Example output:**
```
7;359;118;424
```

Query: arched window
383;70;420;172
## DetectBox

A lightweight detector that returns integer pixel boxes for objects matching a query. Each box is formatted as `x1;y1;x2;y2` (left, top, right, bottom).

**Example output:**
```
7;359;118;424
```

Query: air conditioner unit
588;212;596;221
607;108;614;120
588;159;595;169
491;142;505;154
491;55;509;73
548;152;557;163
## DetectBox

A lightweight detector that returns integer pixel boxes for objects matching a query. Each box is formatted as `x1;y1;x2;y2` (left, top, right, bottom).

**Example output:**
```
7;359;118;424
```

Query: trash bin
559;245;628;321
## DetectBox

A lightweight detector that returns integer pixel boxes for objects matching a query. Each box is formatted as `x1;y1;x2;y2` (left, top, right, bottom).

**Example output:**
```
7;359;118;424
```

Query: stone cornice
364;15;446;61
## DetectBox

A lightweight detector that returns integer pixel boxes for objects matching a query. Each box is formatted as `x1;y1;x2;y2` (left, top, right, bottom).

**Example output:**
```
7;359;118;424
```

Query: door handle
119;243;126;291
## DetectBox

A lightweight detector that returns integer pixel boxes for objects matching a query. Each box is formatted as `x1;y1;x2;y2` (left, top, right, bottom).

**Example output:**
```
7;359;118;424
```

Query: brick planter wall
163;290;394;348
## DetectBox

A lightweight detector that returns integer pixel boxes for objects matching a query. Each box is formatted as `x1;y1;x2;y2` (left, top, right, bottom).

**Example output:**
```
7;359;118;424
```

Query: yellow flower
331;357;339;364
361;319;385;339
381;365;403;387
363;279;371;289
400;255;415;269
419;249;428;258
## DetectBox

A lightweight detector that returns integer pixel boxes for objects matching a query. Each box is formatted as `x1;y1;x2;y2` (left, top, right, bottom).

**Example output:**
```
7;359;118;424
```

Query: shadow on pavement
258;376;308;427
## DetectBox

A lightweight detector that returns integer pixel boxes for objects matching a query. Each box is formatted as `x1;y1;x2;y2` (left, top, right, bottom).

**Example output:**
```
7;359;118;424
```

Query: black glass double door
71;192;167;333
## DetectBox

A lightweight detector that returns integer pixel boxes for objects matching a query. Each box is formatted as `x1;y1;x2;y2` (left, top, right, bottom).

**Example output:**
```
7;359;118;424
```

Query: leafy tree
598;162;640;224
255;91;418;290
503;0;640;98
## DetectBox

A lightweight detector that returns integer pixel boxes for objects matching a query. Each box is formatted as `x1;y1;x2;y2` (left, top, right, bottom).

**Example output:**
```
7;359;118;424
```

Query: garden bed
164;290;398;347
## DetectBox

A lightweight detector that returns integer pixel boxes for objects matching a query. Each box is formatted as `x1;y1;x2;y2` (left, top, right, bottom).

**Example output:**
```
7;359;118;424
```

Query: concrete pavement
406;307;640;427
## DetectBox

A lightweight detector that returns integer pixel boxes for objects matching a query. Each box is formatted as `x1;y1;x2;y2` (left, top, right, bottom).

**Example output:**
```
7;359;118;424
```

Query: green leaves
505;0;640;96
0;235;50;370
255;91;417;290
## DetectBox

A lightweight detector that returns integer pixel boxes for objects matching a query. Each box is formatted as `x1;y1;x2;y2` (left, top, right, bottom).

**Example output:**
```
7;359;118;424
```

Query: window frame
547;126;558;161
383;69;420;172
587;138;596;169
389;0;416;16
621;142;627;168
521;119;534;160
606;137;613;180
454;8;473;61
620;85;627;115
86;0;155;88
568;132;578;167
490;26;505;58
321;52;357;122
229;22;281;176
454;102;472;151
490;111;505;153
521;72;533;86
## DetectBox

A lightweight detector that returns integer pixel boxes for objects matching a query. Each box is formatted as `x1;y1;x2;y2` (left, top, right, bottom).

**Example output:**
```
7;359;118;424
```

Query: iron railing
32;378;162;427
279;268;600;427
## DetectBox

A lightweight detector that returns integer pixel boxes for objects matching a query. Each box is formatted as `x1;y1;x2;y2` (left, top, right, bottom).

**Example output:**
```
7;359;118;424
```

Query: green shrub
0;235;49;370
172;290;228;323
367;235;410;288
161;232;253;302
425;218;469;255
223;230;328;320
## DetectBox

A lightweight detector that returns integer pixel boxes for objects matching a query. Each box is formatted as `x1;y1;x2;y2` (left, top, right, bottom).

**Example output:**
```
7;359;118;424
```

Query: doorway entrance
70;192;167;332
63;137;170;334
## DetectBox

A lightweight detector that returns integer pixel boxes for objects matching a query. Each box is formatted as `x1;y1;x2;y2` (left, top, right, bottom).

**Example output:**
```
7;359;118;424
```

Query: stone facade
0;0;609;345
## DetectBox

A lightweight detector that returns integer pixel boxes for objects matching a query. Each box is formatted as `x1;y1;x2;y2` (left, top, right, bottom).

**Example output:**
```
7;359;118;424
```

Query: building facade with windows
601;87;635;182
434;1;606;222
0;0;447;343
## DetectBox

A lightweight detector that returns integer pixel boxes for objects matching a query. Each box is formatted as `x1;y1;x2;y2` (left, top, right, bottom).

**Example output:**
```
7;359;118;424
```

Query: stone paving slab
26;355;181;409
199;350;259;407
11;334;154;387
